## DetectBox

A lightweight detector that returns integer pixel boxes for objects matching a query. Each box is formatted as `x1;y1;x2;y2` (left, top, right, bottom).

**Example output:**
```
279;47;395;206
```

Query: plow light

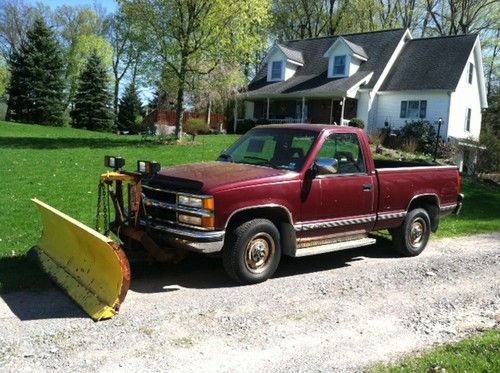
105;155;125;170
137;160;161;175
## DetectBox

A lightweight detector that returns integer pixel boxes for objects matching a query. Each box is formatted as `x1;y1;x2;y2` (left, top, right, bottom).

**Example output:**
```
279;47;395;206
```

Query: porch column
266;98;270;120
340;97;346;126
233;99;238;133
329;97;334;124
300;97;305;123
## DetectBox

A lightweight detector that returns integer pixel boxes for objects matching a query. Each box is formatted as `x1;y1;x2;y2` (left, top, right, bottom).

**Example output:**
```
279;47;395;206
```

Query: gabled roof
323;36;368;60
380;34;478;91
277;44;304;65
245;29;406;98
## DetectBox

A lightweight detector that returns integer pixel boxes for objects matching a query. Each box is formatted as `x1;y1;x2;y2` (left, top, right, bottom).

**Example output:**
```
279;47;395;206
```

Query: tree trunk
114;78;120;116
206;98;212;129
174;54;188;140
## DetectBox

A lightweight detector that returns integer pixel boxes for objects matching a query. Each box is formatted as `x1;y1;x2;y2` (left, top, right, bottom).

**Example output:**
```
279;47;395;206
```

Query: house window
333;55;346;76
400;100;427;119
468;62;474;84
271;60;283;80
465;108;471;132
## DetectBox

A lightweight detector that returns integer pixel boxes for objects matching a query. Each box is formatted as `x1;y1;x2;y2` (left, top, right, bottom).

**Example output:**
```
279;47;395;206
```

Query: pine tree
71;51;114;131
117;83;144;133
6;17;65;126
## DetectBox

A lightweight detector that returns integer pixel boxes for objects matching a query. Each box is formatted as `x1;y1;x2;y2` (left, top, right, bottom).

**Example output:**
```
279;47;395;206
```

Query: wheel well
225;207;296;256
408;196;440;232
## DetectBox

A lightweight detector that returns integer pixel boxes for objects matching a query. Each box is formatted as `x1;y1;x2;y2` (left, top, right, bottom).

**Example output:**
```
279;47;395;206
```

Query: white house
236;29;488;151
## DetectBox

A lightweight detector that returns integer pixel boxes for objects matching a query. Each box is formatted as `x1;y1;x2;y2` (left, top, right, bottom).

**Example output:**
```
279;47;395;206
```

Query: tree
121;0;270;140
6;17;65;125
54;6;112;107
117;82;144;132
71;50;114;131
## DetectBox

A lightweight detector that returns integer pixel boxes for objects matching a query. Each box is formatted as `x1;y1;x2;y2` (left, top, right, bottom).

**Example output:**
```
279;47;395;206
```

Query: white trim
371;29;412;95
323;37;368;61
472;37;488;108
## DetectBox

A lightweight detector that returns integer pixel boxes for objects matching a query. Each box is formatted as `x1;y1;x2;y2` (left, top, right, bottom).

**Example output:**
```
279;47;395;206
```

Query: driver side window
316;133;366;175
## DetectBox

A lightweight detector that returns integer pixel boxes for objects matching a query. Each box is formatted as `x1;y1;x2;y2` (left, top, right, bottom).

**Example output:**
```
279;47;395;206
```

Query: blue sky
41;0;117;12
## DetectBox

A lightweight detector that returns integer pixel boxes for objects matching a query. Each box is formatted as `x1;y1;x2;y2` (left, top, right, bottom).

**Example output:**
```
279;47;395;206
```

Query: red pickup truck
140;124;462;284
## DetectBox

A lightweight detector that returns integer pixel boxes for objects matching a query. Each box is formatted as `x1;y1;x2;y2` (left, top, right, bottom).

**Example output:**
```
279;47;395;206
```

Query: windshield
218;127;319;172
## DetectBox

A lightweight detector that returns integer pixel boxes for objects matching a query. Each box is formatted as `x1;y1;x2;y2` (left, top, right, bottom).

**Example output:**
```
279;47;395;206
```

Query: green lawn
372;330;500;372
0;121;499;292
0;121;238;292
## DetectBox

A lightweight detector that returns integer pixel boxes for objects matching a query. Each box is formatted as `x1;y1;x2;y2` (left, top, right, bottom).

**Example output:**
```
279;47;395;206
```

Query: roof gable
323;36;368;61
380;34;478;91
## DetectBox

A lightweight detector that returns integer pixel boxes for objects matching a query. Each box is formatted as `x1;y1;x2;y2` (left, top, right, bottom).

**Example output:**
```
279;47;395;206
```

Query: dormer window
271;60;283;80
333;55;346;76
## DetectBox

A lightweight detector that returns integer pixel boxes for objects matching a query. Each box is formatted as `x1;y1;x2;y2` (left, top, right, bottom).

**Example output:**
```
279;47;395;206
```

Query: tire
391;208;431;257
223;219;281;284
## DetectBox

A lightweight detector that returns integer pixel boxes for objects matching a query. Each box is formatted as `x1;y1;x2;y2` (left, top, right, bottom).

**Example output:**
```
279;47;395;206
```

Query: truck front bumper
141;220;225;254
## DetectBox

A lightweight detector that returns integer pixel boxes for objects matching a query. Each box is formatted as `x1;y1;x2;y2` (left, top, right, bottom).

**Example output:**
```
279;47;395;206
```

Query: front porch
234;97;358;132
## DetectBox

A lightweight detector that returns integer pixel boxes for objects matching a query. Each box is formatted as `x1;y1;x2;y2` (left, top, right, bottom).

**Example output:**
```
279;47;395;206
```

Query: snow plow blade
31;198;130;321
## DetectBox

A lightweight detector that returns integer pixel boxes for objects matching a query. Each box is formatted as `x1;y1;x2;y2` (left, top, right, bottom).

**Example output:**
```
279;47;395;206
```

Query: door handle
362;183;373;191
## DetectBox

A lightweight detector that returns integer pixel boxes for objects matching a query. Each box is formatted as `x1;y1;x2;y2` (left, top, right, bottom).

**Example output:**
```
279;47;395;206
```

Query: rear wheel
223;219;281;284
391;208;431;256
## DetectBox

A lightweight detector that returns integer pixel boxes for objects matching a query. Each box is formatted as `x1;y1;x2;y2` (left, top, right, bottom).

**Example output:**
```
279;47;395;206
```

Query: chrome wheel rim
244;232;274;274
408;217;426;248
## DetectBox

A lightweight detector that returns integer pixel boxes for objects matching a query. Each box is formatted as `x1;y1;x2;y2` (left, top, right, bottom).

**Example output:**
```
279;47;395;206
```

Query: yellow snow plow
30;157;167;321
31;198;131;321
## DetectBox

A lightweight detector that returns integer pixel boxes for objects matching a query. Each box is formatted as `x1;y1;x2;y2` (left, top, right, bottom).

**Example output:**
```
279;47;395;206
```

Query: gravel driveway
1;233;499;372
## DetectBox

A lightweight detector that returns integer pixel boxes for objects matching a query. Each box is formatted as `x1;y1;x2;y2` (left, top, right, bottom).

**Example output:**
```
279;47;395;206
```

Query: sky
41;0;117;13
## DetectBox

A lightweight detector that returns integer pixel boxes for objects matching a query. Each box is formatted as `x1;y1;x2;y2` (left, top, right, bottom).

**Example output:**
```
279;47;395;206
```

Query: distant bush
400;120;436;154
349;118;365;129
184;117;209;140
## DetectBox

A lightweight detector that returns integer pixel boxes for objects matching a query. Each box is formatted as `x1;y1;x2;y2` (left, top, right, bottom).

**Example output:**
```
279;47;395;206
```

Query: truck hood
148;161;296;193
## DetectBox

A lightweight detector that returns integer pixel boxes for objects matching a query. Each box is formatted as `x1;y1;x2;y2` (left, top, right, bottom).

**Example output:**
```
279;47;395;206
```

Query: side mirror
314;158;338;175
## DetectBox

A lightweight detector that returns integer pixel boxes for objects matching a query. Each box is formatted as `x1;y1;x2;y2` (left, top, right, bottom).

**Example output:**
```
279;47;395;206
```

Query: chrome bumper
140;220;225;254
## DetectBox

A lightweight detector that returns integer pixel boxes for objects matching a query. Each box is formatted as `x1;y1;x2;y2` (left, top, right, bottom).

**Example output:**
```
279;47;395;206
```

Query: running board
293;237;376;257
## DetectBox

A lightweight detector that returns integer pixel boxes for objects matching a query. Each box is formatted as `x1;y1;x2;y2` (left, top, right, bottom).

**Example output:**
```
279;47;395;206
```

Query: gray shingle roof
277;44;304;65
245;29;406;98
340;37;368;59
380;34;477;91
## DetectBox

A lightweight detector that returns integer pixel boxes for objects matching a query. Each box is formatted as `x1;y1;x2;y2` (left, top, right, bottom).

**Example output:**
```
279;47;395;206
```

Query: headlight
178;195;203;208
178;195;214;210
178;214;202;226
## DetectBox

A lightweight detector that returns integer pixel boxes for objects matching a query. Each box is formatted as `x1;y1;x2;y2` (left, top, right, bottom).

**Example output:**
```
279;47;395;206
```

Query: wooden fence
143;109;226;130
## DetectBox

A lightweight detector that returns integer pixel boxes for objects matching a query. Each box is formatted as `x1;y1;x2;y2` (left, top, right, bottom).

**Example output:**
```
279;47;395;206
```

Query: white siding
373;91;451;137
284;62;298;80
447;49;482;140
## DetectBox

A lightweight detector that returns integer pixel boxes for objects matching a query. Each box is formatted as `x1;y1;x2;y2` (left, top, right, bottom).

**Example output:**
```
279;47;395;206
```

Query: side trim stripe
378;211;407;220
294;215;377;232
440;204;457;212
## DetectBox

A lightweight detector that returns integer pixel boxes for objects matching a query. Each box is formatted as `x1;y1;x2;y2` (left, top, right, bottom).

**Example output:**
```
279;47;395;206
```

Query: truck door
301;132;376;234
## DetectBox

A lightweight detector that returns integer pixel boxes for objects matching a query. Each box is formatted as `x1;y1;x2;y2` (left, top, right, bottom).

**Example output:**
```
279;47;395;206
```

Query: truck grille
142;185;176;204
144;205;177;224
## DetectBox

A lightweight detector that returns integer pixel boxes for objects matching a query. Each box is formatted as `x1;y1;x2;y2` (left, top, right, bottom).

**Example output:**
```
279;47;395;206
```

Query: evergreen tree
6;17;66;125
71;50;114;131
117;83;144;132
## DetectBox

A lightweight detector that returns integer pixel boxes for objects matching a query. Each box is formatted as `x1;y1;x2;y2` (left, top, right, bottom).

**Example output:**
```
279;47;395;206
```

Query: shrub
349;117;365;129
400;120;436;154
184;117;208;134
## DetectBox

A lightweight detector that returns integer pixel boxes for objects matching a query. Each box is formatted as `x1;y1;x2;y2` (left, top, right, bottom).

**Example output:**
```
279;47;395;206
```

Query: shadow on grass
0;255;86;320
130;235;399;293
0;136;158;149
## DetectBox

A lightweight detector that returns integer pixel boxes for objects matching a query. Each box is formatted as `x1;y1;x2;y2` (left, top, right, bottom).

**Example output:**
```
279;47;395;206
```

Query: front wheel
391;208;431;256
223;219;281;284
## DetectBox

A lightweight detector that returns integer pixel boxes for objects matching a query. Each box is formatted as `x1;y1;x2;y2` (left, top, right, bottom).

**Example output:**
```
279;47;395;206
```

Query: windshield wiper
242;156;280;169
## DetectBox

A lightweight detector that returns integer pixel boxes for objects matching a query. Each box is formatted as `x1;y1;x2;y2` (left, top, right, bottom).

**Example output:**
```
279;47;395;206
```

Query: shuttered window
468;62;474;84
271;61;283;80
465;108;471;132
400;100;427;119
